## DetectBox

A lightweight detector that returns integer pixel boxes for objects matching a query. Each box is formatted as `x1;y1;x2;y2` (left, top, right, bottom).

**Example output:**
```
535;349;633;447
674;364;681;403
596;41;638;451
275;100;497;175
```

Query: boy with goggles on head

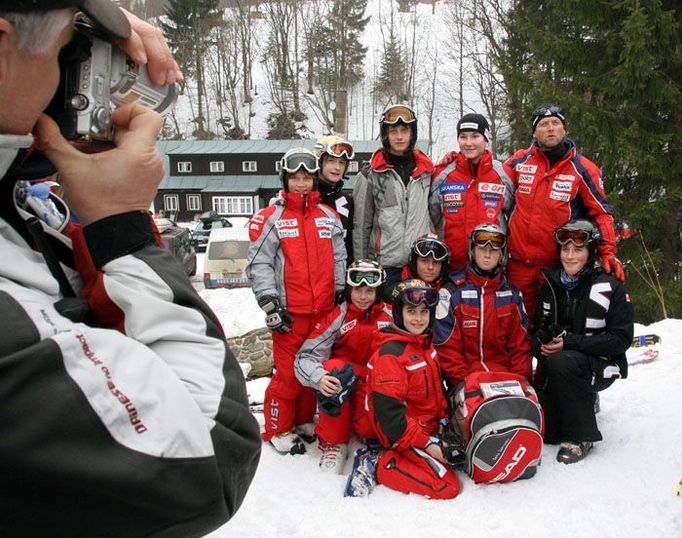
399;233;451;293
314;135;356;260
345;278;460;499
433;223;532;392
531;219;633;464
247;147;346;456
503;103;623;321
429;112;514;271
353;103;435;302
295;260;391;474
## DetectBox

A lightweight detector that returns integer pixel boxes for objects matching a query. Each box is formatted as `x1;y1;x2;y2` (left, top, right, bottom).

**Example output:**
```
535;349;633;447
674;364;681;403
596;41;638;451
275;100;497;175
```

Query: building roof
160;175;282;192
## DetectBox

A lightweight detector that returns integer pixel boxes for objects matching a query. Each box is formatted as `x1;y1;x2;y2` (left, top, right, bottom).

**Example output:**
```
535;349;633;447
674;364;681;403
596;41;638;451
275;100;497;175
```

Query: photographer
532;220;633;464
0;2;260;536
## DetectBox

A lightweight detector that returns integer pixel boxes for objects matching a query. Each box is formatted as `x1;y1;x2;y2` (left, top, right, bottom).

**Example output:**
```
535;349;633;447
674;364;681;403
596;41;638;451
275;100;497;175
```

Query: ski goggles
555;228;593;247
532;104;566;128
401;287;439;308
414;238;449;261
281;151;319;174
472;230;507;250
320;142;355;160
381;105;416;125
347;267;384;288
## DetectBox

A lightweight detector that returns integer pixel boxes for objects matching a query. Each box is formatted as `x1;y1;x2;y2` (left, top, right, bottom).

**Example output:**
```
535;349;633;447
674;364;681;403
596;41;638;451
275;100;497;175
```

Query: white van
203;227;251;289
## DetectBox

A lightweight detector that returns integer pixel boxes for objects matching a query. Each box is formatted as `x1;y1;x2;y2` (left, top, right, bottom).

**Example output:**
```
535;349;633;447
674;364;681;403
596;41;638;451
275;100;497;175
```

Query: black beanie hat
457;113;490;141
531;104;566;132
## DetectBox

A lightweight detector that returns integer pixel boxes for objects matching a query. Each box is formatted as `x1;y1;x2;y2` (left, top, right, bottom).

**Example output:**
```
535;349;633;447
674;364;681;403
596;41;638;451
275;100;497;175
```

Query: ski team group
246;104;635;499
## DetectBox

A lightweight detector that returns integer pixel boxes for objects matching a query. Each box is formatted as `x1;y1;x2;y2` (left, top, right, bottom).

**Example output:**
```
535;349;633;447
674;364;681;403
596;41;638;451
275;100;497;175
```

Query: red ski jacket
294;301;392;388
432;266;532;387
367;327;448;451
247;190;346;315
503;139;617;267
429;150;514;270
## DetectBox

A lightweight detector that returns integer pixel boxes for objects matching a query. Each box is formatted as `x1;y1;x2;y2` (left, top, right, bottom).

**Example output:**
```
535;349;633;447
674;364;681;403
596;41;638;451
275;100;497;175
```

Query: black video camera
46;17;177;141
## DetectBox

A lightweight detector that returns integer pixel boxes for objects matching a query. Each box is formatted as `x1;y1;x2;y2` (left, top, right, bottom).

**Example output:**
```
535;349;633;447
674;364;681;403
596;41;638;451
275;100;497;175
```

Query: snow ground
200;275;682;537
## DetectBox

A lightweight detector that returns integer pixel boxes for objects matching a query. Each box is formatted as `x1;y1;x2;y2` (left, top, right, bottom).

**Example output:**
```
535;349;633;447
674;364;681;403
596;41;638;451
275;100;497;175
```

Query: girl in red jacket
344;280;461;499
295;260;391;474
432;223;532;391
398;233;451;294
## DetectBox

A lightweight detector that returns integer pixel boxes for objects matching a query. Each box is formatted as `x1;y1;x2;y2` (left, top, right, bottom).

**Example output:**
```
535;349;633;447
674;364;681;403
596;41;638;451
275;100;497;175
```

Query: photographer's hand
34;105;164;226
540;336;564;357
118;9;183;85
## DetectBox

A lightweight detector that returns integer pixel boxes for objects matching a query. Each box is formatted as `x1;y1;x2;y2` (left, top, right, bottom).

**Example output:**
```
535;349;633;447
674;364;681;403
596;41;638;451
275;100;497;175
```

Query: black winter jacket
532;266;634;379
318;176;354;260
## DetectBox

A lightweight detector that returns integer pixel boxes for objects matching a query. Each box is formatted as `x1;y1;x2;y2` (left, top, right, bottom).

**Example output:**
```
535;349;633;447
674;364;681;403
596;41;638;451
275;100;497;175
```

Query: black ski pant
538;350;615;444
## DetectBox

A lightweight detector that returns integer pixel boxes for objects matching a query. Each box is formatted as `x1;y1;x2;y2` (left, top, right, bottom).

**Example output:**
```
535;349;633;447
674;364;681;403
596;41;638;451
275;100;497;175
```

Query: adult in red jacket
295;260;391;473
432;224;532;390
503;104;623;319
344;280;461;499
429;114;514;271
247;148;346;455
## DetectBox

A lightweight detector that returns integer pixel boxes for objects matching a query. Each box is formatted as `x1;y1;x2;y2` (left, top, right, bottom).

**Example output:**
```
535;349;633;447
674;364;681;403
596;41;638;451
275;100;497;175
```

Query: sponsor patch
443;193;462;202
377;321;390;329
484;201;498;208
340;319;357;334
278;228;299;239
441;182;467;193
516;164;537;174
518;185;532;194
461;290;478;299
445;208;460;214
276;218;297;228
463;319;478;329
318;229;331;239
251;214;265;224
315;217;334;228
249;223;260;230
555;174;575;181
552;180;573;192
479;182;506;194
518;174;534;184
446;201;464;208
550;191;570;202
480;192;501;201
486;208;496;218
496;290;513;298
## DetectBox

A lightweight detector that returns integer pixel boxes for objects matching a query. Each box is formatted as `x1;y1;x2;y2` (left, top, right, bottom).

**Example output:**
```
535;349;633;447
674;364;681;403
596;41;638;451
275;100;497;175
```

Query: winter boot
269;432;306;455
318;441;348;474
556;441;593;464
294;422;317;444
344;448;379;497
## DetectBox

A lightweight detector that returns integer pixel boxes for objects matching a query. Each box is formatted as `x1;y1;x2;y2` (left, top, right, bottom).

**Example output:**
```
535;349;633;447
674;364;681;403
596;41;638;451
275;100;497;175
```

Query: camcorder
46;17;177;142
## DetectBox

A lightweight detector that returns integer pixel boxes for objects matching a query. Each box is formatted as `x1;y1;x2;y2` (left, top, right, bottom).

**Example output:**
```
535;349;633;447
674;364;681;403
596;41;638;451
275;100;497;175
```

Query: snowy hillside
199;283;682;537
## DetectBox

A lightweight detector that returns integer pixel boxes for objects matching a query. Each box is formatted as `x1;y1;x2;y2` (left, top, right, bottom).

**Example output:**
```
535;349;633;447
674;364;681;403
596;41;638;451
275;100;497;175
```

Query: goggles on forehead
472;230;507;250
532;104;566;127
321;142;354;160
347;267;384;288
401;287;439;308
414;239;449;261
382;105;416;125
555;228;593;247
281;151;319;174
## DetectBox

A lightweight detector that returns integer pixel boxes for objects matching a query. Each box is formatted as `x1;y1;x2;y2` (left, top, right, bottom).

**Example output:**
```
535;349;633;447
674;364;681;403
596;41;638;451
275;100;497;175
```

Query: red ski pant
263;312;325;441
315;358;374;445
506;258;549;324
377;447;461;500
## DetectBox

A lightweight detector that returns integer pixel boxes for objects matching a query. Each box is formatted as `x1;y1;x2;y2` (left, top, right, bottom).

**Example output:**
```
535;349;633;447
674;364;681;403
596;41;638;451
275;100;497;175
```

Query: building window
164;194;179;212
213;196;254;215
186;194;201;211
209;161;224;173
348;161;359;173
177;161;192;173
242;161;257;172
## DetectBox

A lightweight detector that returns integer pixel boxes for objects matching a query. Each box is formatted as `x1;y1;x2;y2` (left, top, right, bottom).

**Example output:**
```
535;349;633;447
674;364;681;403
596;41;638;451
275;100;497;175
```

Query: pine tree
499;0;682;321
374;10;410;102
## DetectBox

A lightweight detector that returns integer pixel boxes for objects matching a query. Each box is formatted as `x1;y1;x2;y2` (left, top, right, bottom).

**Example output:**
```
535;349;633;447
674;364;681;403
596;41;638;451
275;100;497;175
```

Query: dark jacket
532;265;634;379
318;176;354;261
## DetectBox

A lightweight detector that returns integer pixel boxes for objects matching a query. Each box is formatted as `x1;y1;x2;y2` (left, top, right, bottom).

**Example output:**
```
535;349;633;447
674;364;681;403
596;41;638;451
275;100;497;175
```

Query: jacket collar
281;189;321;211
370;148;434;176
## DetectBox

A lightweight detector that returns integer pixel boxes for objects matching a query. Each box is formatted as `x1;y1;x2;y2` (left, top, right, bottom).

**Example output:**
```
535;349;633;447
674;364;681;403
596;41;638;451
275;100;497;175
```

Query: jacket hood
370;148;434;176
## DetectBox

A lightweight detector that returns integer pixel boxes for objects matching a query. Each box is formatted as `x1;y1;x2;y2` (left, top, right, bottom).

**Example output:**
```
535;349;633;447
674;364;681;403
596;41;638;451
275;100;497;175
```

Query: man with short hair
503;104;623;319
0;2;260;535
353;104;435;300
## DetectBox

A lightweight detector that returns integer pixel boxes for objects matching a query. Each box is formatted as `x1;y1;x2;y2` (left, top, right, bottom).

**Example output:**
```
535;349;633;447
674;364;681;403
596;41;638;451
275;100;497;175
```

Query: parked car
203;227;251;289
154;218;197;276
190;211;232;252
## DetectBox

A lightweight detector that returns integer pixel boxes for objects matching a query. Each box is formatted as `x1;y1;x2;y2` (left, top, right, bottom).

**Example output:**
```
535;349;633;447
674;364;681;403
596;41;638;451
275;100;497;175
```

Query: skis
628;349;659;366
627;334;661;366
631;334;661;348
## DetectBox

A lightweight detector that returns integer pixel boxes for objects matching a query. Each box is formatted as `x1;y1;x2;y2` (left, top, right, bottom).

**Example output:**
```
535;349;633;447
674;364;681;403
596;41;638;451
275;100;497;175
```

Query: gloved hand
258;295;293;334
600;254;625;282
317;364;358;416
536;315;566;345
334;290;346;306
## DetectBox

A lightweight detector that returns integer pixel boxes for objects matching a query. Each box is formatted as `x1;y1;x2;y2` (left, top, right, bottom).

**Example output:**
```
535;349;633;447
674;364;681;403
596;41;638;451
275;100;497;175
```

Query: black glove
537;315;566;345
317;364;358;417
334;290;346;306
258;295;293;334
